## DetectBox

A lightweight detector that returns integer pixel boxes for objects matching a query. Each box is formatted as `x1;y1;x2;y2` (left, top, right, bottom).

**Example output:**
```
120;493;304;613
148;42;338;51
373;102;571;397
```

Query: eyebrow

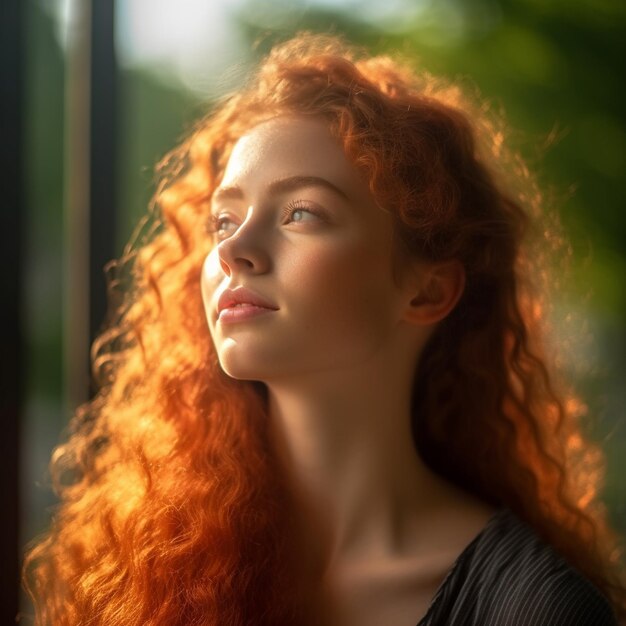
212;175;350;203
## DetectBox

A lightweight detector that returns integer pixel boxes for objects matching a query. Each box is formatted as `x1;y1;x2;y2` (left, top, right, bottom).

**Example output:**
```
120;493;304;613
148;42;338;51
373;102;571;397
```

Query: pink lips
216;287;279;323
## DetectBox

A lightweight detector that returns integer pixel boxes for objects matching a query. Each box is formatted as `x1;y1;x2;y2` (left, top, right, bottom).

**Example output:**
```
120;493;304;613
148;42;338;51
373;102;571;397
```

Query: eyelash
206;200;323;239
281;199;323;223
205;213;231;237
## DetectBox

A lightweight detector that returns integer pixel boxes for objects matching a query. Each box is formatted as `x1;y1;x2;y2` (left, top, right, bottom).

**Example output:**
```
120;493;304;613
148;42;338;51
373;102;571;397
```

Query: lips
216;287;279;316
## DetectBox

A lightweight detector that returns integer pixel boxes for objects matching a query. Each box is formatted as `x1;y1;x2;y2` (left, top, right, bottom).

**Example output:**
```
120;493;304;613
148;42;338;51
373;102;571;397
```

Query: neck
265;349;449;574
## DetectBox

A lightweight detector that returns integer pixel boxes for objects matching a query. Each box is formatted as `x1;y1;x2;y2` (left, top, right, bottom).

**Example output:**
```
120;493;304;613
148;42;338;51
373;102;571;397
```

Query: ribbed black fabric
417;509;617;625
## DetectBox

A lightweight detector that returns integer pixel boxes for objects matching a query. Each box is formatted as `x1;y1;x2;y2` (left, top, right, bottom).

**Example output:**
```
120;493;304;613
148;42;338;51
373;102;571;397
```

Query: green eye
291;209;311;222
282;201;322;224
207;214;239;240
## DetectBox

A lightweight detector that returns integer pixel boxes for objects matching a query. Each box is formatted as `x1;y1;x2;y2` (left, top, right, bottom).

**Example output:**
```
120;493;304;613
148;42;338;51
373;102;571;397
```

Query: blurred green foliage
24;0;624;552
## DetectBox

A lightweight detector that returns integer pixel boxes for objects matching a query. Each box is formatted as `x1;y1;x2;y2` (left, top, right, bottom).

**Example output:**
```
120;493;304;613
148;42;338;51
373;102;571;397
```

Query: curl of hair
24;32;625;623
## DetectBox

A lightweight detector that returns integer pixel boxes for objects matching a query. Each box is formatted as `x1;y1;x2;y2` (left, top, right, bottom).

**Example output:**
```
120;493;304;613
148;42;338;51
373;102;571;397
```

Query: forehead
220;116;366;193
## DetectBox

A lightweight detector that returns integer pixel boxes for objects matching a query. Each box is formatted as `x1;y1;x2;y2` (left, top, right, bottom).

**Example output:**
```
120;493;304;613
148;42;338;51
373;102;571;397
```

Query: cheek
289;239;399;331
200;249;224;329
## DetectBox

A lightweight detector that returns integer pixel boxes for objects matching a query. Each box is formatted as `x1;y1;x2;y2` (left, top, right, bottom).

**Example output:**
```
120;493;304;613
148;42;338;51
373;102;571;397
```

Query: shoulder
422;509;617;626
469;510;616;625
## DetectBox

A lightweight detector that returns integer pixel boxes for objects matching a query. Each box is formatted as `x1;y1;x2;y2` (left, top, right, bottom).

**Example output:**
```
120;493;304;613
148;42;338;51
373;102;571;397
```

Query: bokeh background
18;0;624;617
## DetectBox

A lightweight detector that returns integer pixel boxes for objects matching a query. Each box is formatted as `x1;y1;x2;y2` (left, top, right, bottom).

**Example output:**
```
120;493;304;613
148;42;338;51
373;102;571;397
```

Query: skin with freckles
201;116;495;626
202;116;413;384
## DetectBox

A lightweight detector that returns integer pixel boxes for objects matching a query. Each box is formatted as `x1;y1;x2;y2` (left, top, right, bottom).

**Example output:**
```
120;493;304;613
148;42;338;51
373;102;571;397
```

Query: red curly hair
23;33;625;624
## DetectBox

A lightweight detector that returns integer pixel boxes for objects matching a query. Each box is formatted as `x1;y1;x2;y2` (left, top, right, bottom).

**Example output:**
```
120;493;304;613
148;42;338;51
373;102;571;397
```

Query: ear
402;260;465;326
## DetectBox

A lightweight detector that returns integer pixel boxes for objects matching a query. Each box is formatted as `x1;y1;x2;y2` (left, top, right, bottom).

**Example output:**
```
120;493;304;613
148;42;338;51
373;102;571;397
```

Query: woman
24;33;624;625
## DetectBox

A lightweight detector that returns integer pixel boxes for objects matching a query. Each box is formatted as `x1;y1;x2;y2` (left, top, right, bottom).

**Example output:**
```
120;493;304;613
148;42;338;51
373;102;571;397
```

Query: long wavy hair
23;33;625;624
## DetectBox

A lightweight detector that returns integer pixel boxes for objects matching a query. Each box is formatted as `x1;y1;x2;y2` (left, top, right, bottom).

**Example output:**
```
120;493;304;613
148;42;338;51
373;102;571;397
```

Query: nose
216;212;271;277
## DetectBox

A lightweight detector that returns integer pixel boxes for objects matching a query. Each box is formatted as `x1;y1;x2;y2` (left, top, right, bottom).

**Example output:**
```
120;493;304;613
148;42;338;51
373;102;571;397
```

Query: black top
417;508;617;625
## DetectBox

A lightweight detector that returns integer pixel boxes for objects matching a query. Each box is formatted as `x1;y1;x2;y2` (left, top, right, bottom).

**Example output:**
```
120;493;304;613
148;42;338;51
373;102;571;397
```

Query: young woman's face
201;116;409;382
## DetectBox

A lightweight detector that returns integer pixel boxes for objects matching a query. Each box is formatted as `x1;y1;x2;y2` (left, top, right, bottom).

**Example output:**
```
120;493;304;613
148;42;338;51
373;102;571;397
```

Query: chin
219;363;260;381
215;348;273;382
